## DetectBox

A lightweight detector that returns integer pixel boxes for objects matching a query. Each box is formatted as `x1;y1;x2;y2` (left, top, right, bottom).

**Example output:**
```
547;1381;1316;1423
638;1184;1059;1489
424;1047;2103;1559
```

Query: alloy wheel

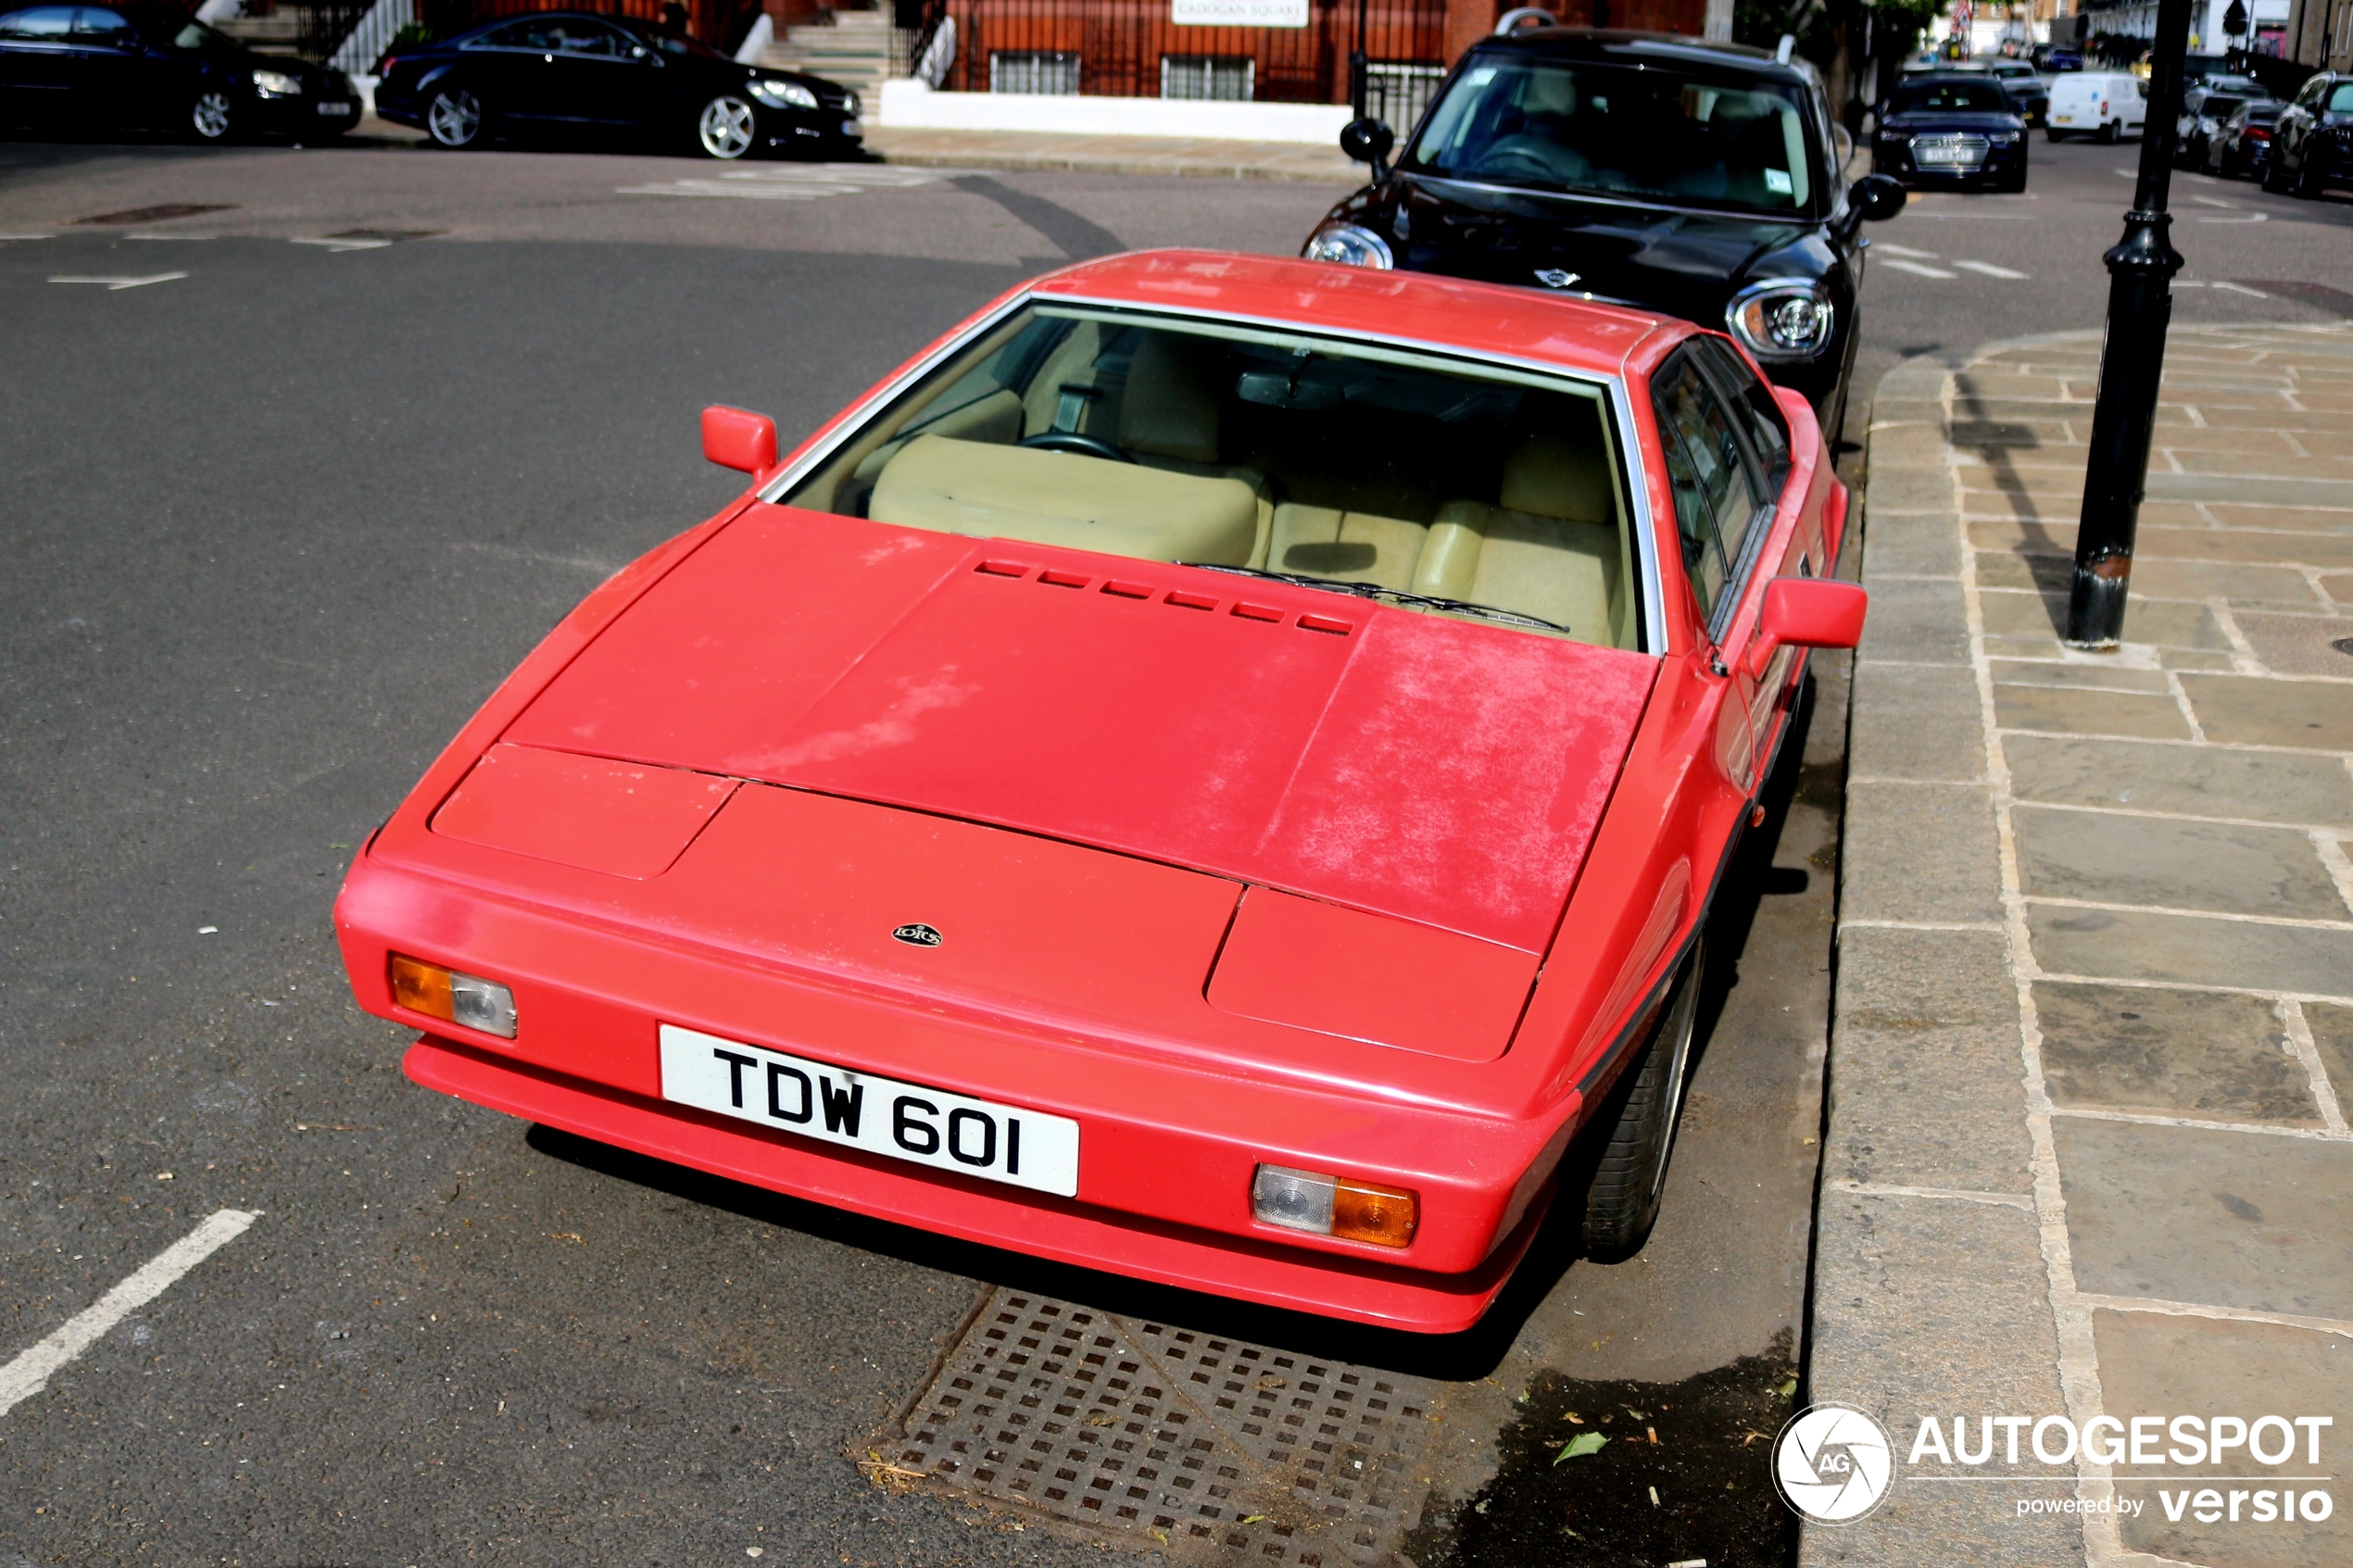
191;89;232;142
428;88;483;148
698;95;756;159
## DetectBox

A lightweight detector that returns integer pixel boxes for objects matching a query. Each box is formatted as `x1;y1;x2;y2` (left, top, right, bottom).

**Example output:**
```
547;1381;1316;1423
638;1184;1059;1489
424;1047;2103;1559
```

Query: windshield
781;302;1643;649
2199;94;2248;118
1892;80;2010;113
152;10;236;50
1402;56;1819;216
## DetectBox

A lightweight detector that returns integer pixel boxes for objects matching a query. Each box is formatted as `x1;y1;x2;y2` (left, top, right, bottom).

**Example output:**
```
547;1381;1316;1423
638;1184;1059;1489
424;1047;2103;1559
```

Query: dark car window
160;13;235;50
1405;55;1820;216
0;6;78;38
1694;337;1789;495
1891;80;2010;114
1653;351;1763;625
70;5;134;43
2330;82;2353;113
2197;94;2248;119
478;18;562;49
2241;102;2284;123
650;29;727;59
550;17;623;54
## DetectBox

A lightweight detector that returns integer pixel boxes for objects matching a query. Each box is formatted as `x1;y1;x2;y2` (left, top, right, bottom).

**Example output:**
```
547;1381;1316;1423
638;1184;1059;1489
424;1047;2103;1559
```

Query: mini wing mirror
1746;577;1868;677
1339;116;1395;178
1854;172;1906;222
702;405;777;478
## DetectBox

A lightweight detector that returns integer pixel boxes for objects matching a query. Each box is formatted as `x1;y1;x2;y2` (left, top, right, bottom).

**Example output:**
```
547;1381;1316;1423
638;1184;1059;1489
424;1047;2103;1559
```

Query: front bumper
1874;139;2026;182
245;76;360;133
335;837;1579;1333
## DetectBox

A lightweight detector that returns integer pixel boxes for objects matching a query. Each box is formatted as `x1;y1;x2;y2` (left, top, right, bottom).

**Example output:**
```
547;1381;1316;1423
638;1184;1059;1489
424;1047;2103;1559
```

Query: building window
991;51;1080;94
1162;55;1253;100
1363;61;1446;133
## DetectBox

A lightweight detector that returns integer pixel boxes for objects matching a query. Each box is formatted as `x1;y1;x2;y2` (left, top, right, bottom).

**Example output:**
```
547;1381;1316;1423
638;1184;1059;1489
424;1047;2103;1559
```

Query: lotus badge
892;922;944;947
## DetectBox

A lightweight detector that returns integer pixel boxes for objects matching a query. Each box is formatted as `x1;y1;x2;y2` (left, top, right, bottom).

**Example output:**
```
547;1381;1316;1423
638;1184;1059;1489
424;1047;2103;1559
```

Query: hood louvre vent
972;558;1353;638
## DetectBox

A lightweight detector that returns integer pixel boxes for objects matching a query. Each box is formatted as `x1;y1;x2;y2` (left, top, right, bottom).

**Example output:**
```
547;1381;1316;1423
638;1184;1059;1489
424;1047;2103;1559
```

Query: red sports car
334;250;1861;1334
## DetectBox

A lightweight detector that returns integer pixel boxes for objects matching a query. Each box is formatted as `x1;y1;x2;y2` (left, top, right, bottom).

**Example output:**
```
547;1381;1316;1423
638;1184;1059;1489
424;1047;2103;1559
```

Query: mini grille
885;1289;1439;1562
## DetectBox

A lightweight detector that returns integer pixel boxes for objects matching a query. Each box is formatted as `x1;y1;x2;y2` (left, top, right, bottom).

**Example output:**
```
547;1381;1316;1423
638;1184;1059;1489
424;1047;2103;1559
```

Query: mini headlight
1727;282;1834;362
749;77;818;110
252;68;303;96
1301;222;1393;270
388;953;518;1039
1252;1163;1418;1248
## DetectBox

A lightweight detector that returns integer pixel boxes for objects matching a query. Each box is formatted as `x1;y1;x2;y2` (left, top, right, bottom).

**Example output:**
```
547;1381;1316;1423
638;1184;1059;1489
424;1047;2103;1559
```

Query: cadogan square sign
1170;0;1310;26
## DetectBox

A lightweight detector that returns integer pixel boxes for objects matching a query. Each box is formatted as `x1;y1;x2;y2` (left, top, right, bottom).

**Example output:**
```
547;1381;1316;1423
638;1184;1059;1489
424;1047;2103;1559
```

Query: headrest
1118;333;1222;464
1501;435;1609;524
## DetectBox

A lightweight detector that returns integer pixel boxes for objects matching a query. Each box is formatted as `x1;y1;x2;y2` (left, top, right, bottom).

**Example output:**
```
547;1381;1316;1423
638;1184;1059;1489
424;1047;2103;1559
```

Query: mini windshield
1403;57;1819;215
1892;80;2010;114
780;303;1644;648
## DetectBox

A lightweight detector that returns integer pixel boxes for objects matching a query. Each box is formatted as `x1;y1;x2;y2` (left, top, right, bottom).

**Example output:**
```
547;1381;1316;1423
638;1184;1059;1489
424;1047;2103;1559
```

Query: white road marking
124;232;212;241
0;1210;258;1419
2199;212;2268;223
1874;242;1943;258
2213;281;2270;296
1881;257;1959;279
47;272;186;290
0;232;54;240
2189;194;2238;207
618;164;957;201
1953;259;2029;279
291;236;391;252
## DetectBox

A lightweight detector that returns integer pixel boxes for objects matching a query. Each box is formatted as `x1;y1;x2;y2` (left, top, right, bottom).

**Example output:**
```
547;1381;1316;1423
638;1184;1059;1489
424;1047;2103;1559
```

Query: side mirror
702;405;777;477
1339;117;1395;182
1747;577;1867;677
1854;172;1906;221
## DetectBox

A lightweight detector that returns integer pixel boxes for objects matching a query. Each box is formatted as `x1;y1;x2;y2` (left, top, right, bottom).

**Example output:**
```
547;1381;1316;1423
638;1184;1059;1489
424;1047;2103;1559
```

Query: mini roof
1028;250;1680;381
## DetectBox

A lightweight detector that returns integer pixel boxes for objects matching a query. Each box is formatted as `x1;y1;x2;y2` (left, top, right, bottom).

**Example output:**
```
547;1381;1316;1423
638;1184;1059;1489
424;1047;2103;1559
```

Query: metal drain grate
889;1288;1441;1562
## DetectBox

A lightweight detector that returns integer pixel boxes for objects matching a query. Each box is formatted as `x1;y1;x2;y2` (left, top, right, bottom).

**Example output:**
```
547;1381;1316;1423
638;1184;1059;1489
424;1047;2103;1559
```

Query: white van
2047;72;2148;140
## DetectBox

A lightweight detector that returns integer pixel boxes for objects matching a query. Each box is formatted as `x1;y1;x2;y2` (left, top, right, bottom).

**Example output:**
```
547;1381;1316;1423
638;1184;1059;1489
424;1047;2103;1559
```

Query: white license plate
840;117;862;138
317;101;354;116
660;1023;1078;1197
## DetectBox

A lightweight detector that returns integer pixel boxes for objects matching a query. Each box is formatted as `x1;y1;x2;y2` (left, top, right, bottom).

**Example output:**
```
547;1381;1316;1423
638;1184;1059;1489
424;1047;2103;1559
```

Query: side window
1693;337;1790;495
1;6;79;37
71;5;134;43
554;19;623;55
1653;354;1762;627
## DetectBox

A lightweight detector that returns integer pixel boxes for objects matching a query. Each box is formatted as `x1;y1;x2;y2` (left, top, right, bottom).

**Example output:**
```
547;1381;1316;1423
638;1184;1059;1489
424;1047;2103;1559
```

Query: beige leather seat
1118;332;1276;566
868;433;1259;565
1267;504;1430;590
1414;434;1630;646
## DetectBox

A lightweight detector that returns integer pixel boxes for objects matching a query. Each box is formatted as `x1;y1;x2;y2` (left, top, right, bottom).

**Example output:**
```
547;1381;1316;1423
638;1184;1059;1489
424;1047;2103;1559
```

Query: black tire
2294;157;2324;198
189;86;233;144
2098;118;2120;144
425;84;484;149
2261;157;2290;194
1580;937;1705;1261
2045;126;2070;142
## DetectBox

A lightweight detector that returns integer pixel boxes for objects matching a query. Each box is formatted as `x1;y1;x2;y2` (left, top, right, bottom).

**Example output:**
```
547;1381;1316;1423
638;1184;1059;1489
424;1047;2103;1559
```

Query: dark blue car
1874;72;2029;193
0;1;357;142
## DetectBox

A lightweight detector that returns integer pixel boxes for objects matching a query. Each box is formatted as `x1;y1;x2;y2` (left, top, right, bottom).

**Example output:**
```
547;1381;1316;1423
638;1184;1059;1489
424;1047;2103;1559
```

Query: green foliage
1736;0;1944;77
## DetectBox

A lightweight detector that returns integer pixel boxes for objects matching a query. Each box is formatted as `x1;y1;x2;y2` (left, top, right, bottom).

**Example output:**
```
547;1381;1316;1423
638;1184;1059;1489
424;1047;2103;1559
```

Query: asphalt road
0;128;2346;1567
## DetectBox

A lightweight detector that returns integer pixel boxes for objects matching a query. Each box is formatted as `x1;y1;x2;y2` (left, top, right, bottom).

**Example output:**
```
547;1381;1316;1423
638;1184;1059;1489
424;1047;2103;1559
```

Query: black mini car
1873;72;2028;192
1301;28;1904;439
0;1;358;142
374;10;858;158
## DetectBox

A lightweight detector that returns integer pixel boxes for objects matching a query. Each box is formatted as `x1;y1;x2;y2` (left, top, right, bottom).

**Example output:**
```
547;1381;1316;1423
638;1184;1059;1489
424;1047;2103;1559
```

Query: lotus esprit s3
333;250;1863;1334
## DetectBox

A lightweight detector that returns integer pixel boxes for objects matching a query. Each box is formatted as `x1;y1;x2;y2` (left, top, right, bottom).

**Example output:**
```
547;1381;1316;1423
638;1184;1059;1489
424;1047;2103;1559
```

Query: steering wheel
1018;432;1133;462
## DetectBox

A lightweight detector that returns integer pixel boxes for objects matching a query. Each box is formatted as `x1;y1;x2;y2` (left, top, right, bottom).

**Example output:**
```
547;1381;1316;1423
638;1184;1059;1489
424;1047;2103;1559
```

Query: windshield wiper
1178;563;1569;634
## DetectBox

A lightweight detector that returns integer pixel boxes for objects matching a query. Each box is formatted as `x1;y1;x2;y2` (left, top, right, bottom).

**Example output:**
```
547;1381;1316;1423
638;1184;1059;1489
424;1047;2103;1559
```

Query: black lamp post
2064;0;2194;648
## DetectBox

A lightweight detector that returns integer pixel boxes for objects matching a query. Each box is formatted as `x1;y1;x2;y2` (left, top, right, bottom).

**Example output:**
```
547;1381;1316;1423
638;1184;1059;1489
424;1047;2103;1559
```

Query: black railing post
1349;0;1367;117
2065;0;2193;649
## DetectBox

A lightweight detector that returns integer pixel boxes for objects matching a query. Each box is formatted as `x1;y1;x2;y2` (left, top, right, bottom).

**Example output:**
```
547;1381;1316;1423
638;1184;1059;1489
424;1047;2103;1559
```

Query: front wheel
190;87;233;143
1580;938;1705;1261
695;94;756;159
426;85;484;149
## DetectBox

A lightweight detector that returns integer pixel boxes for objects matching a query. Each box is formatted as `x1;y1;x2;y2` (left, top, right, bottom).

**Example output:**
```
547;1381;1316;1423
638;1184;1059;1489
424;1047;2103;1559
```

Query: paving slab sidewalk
1811;323;2353;1568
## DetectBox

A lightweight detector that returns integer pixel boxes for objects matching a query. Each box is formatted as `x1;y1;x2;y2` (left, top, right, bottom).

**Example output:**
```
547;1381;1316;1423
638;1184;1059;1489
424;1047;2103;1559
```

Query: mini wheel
426;85;484;149
696;94;756;160
190;88;233;143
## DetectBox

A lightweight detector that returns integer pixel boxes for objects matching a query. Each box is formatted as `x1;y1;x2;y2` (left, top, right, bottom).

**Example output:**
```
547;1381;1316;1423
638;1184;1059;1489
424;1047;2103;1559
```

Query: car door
535;17;638;124
461;17;562;119
1651;344;1774;794
66;5;154;129
2277;75;2324;173
0;5;81;124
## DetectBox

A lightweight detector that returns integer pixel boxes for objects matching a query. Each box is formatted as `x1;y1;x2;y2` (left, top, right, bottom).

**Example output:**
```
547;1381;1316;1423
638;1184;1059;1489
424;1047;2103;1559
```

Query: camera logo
1774;1403;1895;1524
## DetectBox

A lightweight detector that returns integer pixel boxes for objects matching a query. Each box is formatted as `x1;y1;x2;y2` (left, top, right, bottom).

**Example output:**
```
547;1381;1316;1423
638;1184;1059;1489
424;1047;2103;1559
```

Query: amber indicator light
1331;1178;1419;1248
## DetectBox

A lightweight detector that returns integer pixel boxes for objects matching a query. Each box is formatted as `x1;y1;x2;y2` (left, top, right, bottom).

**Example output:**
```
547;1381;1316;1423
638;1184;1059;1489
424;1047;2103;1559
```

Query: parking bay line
1881;257;1959;279
0;1209;258;1419
1953;259;2030;279
48;272;186;290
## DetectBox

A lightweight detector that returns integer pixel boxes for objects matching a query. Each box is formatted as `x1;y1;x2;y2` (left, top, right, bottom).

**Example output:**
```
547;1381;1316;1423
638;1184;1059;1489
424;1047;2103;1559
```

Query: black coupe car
1300;28;1905;439
2263;69;2353;198
2204;97;2284;180
0;2;358;142
1873;72;2028;192
374;11;858;158
2176;76;2269;168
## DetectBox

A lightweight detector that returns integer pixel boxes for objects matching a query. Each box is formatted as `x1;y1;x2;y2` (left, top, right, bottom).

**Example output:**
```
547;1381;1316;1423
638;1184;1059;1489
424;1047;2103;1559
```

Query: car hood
1379;175;1820;325
1883;112;2024;131
501;506;1660;954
